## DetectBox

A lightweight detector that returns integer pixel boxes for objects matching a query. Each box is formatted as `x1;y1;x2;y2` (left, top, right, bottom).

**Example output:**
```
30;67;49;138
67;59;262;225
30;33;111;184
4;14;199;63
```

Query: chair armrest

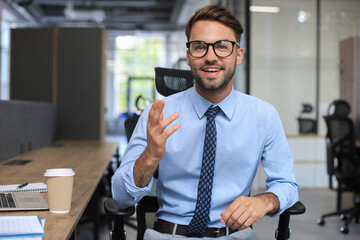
104;198;135;218
276;201;305;240
282;201;306;216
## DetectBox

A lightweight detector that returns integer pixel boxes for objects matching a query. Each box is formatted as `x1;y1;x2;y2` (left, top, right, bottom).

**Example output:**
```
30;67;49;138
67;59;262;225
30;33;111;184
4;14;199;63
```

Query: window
107;34;164;118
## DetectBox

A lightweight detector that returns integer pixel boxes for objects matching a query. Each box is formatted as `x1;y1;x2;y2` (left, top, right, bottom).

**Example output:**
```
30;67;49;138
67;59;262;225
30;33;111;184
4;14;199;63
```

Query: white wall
253;135;328;190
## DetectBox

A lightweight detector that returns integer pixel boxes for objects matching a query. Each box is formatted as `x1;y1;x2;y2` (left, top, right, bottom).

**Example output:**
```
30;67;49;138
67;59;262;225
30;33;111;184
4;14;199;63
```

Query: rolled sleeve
111;107;153;209
266;181;299;216
112;161;153;209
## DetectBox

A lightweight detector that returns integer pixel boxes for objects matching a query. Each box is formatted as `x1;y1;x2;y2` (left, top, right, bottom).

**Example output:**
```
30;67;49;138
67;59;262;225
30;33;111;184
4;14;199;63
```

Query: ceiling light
298;11;311;23
64;3;106;23
249;6;280;13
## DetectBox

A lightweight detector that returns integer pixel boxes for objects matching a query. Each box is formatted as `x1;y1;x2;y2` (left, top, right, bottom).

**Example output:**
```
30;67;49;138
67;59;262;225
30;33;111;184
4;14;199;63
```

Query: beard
191;60;236;93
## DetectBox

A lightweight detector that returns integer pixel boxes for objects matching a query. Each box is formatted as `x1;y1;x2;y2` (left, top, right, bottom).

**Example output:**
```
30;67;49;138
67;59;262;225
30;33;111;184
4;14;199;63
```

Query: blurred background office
0;0;360;239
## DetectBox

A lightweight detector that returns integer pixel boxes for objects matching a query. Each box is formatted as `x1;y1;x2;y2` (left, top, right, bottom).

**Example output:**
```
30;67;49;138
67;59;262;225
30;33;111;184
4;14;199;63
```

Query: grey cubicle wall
0;100;57;162
9;28;55;103
56;28;105;140
10;27;105;141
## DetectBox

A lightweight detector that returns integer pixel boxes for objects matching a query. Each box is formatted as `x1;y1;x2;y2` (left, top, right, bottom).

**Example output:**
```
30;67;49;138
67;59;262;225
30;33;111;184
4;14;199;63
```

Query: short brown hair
185;5;244;43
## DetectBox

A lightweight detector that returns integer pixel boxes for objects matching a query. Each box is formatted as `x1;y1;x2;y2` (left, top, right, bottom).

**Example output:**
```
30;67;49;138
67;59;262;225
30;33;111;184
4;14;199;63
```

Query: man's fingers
222;205;245;229
158;112;179;133
222;208;256;230
234;212;252;230
147;99;180;142
220;197;241;224
163;123;181;139
221;196;267;231
148;99;165;126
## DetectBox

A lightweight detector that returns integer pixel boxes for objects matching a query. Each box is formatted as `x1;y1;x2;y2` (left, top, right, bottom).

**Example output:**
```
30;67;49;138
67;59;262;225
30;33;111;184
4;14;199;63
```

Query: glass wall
250;0;360;136
319;0;360;134
250;0;317;135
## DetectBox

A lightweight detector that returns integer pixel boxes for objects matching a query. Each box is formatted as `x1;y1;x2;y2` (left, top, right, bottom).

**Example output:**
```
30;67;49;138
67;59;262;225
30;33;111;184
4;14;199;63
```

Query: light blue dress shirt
112;87;299;228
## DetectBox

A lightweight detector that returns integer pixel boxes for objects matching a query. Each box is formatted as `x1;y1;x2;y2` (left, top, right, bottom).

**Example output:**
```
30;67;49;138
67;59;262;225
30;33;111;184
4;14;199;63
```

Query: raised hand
134;99;180;187
145;99;180;162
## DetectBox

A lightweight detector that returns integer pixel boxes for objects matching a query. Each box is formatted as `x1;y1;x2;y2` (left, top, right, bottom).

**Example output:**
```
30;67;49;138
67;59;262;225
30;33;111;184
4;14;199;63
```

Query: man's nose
205;45;218;61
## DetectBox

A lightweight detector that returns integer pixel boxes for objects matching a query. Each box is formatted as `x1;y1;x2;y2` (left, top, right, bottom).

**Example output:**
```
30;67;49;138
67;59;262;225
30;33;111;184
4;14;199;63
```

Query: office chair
125;116;140;142
154;67;194;96
317;100;360;234
297;103;316;134
105;67;305;240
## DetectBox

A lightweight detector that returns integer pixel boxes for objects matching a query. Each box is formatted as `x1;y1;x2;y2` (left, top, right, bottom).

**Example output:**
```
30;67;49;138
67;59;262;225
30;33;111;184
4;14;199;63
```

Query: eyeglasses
186;40;240;58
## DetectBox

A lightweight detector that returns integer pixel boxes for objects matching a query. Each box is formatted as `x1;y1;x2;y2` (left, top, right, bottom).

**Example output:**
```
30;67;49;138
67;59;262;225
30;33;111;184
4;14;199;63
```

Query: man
112;5;299;240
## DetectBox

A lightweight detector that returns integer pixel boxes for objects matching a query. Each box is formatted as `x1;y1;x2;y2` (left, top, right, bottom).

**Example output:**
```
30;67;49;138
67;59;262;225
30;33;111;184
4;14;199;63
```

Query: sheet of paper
0;216;44;237
0;183;47;193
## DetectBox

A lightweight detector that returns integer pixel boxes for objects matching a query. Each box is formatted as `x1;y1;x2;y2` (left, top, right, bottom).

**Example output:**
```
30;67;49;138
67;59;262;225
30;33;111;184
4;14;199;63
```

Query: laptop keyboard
0;193;16;208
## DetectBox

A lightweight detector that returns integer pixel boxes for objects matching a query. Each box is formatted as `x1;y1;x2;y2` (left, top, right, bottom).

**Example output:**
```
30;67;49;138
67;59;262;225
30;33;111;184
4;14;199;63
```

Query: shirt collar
190;87;236;120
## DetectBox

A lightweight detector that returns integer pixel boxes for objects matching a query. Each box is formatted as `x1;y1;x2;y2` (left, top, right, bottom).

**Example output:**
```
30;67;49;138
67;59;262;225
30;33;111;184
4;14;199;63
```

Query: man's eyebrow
190;39;235;43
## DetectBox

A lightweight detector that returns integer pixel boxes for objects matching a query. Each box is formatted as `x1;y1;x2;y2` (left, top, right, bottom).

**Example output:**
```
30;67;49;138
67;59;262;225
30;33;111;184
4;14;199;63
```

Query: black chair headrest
155;67;194;96
327;100;351;116
301;103;313;113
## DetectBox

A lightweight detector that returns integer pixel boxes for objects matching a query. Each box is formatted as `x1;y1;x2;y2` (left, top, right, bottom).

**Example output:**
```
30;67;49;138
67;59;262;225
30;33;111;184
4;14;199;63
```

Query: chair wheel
340;214;347;221
340;226;349;234
316;218;325;226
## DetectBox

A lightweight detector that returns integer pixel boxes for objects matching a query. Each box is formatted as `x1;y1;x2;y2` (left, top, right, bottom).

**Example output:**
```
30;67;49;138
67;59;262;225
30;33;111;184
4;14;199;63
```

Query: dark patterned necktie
186;106;221;237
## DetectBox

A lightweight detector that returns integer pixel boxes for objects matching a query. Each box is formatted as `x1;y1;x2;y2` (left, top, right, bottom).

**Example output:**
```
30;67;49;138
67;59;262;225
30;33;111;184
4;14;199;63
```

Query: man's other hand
220;193;279;230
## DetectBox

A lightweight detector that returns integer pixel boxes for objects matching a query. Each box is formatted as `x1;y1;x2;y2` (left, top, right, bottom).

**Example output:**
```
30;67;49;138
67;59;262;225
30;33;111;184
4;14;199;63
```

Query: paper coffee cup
44;168;75;214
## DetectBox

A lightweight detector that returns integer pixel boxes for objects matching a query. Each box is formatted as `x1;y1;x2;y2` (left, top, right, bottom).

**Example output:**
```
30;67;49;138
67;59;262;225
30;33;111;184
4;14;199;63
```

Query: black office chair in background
104;67;305;240
297;103;317;134
317;100;360;234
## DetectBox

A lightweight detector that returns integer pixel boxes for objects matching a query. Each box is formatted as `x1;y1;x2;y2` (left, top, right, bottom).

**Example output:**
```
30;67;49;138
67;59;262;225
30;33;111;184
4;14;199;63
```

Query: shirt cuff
265;185;299;217
123;161;153;200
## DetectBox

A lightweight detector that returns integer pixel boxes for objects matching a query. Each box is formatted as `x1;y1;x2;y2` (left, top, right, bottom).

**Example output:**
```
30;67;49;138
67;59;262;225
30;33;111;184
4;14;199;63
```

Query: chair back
297;118;316;134
327;99;351;116
324;100;359;184
155;67;194;96
124;116;140;142
297;103;316;134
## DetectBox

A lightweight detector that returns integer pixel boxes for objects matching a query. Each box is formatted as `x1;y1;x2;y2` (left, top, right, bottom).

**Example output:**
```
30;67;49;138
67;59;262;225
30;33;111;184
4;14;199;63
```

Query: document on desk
0;216;44;239
0;183;47;193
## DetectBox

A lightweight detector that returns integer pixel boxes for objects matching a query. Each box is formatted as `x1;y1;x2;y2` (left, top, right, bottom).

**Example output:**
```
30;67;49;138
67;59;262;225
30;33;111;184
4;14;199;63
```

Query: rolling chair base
317;204;360;234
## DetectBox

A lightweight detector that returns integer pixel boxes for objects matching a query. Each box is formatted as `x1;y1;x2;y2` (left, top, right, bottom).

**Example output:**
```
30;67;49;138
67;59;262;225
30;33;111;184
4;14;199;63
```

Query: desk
0;140;118;240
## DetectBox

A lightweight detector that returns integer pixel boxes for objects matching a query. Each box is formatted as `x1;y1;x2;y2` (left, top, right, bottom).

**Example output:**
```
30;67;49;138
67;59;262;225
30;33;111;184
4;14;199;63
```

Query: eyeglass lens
189;40;235;58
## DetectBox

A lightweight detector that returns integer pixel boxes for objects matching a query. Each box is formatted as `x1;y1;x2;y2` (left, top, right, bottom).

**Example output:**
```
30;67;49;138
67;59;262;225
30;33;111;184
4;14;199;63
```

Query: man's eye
193;44;206;50
216;42;230;50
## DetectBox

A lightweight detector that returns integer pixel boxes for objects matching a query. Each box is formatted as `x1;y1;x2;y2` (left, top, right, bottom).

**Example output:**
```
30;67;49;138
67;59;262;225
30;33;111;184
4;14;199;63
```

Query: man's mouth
203;68;220;72
201;65;224;73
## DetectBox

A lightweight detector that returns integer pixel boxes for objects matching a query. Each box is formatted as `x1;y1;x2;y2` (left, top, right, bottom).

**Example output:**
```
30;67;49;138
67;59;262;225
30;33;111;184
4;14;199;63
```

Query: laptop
0;192;48;211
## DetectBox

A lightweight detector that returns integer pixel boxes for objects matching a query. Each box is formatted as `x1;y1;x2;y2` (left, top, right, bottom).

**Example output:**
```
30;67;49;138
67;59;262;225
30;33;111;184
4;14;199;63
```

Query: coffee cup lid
44;168;75;177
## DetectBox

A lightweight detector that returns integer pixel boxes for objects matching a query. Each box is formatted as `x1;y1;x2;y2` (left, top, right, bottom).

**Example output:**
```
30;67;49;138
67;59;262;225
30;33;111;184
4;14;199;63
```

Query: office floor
75;189;360;240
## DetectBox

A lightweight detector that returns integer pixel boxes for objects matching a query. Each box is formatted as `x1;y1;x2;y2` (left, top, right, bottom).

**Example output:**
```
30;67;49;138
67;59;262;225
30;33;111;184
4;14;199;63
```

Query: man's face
186;20;243;95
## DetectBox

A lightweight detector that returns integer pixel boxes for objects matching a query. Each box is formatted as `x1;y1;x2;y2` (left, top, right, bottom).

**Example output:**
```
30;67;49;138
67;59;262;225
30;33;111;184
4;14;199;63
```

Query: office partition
9;27;106;141
0;100;57;162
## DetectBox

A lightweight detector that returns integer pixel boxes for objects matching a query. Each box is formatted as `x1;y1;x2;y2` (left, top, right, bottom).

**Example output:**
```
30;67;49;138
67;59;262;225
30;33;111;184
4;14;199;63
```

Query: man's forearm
133;148;159;188
254;192;280;215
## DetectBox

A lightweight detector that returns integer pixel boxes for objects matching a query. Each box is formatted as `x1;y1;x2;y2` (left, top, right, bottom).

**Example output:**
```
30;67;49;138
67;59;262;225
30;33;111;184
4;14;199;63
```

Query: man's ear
236;47;244;66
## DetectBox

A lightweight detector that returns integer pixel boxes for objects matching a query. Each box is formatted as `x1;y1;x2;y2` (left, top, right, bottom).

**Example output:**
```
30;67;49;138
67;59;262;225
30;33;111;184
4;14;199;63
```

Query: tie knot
205;106;221;118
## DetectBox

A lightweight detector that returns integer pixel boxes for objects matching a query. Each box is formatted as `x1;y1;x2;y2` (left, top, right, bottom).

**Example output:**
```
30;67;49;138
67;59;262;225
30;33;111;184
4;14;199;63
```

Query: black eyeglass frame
186;40;241;58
